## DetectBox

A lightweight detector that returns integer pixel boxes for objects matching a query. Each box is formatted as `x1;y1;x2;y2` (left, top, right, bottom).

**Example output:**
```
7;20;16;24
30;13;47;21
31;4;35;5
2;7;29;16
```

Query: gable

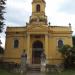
27;25;48;32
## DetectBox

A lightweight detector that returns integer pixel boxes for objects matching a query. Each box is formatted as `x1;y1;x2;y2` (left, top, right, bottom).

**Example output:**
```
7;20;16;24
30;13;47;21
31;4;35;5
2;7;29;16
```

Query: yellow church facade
4;0;73;65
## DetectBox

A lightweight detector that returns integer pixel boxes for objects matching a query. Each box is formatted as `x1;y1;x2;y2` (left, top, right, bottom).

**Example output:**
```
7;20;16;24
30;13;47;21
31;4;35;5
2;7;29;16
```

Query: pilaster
45;34;48;61
27;33;30;64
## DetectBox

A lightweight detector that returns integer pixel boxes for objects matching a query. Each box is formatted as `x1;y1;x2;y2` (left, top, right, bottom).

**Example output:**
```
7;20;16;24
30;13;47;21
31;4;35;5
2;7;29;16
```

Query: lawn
47;69;75;75
0;69;75;75
0;69;11;75
0;69;19;75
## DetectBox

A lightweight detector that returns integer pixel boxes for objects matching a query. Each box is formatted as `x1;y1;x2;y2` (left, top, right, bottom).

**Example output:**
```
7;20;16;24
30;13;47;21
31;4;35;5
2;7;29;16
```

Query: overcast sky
0;0;75;47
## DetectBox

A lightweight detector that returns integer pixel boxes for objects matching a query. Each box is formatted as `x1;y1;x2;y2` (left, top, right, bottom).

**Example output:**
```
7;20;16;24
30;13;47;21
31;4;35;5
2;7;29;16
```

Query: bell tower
29;0;47;25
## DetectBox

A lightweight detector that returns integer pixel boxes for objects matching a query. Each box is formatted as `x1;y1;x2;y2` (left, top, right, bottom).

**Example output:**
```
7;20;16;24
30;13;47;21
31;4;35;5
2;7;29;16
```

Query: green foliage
72;36;75;46
0;46;4;54
1;69;75;75
58;45;75;68
0;69;18;75
59;45;71;56
0;0;6;33
47;69;75;75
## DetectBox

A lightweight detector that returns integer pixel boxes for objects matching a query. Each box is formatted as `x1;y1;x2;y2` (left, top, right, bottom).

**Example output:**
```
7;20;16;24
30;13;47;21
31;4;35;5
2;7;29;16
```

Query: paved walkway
26;72;46;75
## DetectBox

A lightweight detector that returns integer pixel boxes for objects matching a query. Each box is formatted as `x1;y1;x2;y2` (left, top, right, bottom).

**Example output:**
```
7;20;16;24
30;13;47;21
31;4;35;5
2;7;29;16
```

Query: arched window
14;39;19;48
36;4;40;12
58;40;64;48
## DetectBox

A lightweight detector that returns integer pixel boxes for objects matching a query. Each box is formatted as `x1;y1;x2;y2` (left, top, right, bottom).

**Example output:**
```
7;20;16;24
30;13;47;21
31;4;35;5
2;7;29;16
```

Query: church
4;0;72;65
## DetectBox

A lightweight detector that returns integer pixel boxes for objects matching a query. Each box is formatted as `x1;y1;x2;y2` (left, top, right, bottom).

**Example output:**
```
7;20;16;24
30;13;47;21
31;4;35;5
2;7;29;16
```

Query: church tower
29;0;47;25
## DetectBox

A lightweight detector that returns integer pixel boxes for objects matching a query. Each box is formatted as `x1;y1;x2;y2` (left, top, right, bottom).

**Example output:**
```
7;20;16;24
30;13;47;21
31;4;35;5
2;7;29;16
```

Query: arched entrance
32;41;43;64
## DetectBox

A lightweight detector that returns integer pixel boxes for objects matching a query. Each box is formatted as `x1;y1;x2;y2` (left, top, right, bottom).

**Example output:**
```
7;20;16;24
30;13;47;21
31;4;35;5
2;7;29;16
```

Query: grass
0;69;19;75
47;69;75;75
0;69;12;75
0;69;75;75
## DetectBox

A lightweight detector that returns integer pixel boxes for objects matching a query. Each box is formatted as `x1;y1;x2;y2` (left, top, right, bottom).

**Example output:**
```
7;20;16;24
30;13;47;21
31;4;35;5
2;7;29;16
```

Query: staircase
29;64;41;72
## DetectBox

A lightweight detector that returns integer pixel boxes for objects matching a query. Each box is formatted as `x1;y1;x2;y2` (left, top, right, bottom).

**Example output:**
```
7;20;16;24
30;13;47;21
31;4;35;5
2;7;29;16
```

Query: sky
0;0;75;48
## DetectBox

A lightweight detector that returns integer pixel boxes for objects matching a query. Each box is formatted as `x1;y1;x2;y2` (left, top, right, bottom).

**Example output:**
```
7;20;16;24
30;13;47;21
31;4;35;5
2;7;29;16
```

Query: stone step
29;64;41;72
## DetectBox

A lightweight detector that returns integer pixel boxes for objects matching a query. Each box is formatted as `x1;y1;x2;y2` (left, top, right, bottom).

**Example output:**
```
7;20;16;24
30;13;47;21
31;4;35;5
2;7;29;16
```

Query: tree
58;45;74;68
0;46;4;54
59;45;71;58
71;46;75;64
72;36;75;46
0;40;4;54
0;0;6;33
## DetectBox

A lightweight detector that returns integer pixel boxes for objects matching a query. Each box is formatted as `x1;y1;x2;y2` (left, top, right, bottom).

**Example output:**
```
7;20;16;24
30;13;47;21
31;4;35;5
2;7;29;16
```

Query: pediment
27;25;48;32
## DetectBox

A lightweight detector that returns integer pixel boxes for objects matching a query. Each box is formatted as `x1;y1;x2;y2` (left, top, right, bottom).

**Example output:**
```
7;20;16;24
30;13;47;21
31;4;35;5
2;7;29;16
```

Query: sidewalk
26;72;46;75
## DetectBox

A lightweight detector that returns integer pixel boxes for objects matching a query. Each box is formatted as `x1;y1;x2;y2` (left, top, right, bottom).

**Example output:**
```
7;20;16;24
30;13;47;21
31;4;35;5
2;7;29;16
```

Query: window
14;39;19;48
36;4;40;12
58;40;64;48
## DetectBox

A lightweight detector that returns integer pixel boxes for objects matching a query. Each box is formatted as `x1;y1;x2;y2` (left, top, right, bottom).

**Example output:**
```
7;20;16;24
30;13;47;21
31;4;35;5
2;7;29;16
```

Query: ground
0;69;75;75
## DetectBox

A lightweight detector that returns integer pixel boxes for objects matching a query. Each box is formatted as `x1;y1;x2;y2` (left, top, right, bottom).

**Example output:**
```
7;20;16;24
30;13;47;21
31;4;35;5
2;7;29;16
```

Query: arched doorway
32;41;43;64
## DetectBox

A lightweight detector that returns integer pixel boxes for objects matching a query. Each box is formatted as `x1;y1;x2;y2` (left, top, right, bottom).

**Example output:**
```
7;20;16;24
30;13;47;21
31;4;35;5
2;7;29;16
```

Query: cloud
5;0;32;26
1;0;75;48
6;0;32;12
1;0;32;48
5;9;31;26
59;0;75;14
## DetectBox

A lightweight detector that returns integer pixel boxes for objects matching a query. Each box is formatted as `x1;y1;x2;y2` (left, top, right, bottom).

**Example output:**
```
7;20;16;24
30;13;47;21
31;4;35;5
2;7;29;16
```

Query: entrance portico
32;40;43;64
27;33;48;64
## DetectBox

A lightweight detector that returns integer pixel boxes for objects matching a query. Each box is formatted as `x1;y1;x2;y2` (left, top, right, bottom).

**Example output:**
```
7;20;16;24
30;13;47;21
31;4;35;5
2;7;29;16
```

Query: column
45;34;48;62
27;33;30;64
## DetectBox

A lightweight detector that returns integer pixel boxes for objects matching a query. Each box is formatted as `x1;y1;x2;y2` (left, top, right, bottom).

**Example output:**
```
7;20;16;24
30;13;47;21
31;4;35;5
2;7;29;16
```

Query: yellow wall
4;27;72;64
32;0;45;13
48;32;72;64
4;0;73;64
4;31;27;63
